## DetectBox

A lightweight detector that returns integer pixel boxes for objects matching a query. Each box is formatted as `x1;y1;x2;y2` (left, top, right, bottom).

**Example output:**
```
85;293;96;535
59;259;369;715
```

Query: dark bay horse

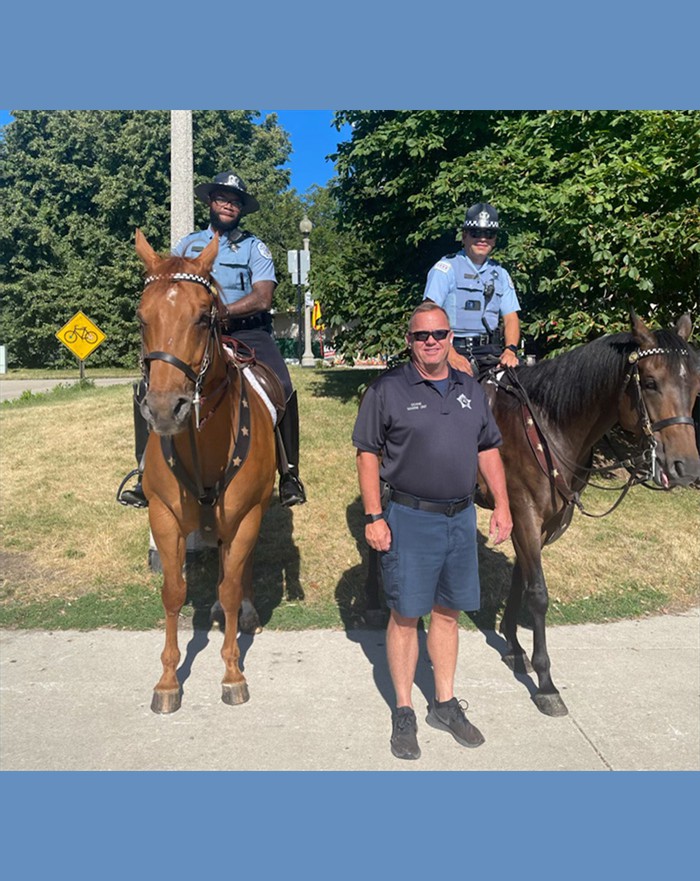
367;314;700;717
134;230;277;714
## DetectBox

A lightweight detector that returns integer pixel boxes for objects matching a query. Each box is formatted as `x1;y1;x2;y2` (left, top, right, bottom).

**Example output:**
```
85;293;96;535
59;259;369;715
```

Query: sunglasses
409;329;451;342
467;229;497;240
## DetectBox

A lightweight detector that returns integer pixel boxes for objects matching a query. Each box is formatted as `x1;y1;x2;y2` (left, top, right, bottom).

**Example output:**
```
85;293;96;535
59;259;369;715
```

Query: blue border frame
2;1;698;876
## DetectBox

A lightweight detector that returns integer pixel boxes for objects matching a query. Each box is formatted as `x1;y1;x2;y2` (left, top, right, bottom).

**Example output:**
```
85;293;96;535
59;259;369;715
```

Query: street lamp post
300;216;316;367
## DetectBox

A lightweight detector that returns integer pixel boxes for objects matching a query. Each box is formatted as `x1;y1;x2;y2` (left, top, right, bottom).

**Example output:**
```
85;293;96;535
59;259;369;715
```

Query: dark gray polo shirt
352;361;502;500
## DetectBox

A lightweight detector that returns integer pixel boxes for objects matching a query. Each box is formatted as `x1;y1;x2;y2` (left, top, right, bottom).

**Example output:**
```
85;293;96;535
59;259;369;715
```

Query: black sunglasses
409;329;451;342
467;229;497;239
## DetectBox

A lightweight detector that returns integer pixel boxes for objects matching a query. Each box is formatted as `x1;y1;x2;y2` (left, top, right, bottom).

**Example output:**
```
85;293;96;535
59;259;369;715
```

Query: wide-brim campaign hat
463;202;499;230
194;171;260;216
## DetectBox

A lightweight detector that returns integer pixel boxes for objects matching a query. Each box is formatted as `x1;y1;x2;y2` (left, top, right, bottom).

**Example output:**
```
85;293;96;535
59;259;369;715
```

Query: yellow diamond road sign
56;311;106;361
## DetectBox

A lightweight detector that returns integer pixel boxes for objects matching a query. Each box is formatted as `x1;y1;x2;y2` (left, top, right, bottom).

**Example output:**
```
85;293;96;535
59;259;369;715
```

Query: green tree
0;110;303;368
319;110;700;358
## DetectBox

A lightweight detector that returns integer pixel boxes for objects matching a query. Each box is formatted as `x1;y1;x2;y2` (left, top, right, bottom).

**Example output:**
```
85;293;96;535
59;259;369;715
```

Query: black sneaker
116;471;148;508
279;472;306;507
426;698;485;748
391;707;421;760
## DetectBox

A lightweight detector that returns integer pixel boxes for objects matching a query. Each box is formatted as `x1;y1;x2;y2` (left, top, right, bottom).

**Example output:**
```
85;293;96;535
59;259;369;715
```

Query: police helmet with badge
194;171;261;216
462;202;499;232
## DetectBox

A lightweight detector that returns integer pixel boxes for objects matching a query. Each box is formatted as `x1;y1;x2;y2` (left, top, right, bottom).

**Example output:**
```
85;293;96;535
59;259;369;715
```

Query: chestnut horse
134;230;277;714
366;314;700;717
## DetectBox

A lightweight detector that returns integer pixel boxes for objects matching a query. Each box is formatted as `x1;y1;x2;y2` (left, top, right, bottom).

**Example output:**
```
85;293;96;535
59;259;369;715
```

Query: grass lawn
1;367;698;631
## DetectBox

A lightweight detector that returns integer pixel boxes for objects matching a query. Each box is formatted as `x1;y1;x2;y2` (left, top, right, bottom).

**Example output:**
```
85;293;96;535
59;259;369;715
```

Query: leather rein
138;271;253;516
494;344;694;519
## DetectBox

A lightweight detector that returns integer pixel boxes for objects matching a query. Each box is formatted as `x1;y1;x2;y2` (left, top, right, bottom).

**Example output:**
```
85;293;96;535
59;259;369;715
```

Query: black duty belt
226;312;272;333
389;489;473;517
453;334;490;349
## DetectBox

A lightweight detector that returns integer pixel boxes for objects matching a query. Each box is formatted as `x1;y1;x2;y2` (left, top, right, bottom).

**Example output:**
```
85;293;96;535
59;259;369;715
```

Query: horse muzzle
654;451;700;488
140;390;193;435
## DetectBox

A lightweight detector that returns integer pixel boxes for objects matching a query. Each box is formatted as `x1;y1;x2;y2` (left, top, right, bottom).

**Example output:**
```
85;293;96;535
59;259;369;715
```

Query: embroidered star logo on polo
457;394;472;409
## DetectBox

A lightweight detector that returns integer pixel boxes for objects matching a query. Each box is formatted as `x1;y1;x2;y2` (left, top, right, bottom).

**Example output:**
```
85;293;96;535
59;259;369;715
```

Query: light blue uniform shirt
423;251;520;335
173;227;276;307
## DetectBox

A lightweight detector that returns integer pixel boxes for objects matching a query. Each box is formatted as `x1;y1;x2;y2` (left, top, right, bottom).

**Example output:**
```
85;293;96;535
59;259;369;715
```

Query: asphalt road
1;608;698;771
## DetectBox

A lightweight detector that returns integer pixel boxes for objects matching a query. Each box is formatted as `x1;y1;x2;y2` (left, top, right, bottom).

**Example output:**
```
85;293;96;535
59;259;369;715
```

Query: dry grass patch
1;367;698;629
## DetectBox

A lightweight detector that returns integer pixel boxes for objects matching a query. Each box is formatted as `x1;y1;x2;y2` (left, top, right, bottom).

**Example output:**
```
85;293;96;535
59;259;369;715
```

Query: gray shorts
379;500;480;618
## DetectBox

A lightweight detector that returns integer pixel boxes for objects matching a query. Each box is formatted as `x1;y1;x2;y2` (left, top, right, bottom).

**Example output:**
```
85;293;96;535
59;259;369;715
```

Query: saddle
222;336;287;423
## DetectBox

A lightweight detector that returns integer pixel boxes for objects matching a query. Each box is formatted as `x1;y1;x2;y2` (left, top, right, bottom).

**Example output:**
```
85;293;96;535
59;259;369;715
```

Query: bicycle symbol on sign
64;325;98;345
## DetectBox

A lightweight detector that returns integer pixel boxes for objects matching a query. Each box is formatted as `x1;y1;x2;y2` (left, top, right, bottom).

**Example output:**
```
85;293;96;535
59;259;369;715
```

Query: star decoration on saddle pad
241;426;249;436
233;457;242;467
168;456;175;468
243;399;249;408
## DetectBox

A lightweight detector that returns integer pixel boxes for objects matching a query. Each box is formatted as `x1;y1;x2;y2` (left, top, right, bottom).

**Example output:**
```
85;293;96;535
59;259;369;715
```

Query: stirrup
116;469;148;508
279;472;306;507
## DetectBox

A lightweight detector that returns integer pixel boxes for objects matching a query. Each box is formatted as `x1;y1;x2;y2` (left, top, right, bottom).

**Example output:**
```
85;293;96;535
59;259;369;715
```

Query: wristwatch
505;344;519;354
365;512;385;524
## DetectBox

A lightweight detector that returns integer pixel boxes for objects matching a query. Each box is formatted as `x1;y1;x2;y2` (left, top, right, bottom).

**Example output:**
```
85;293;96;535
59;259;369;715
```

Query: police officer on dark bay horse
119;171;306;508
423;202;521;376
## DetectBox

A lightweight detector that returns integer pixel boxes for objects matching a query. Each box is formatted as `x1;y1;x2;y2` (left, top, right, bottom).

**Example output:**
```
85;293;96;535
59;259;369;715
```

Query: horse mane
512;328;693;425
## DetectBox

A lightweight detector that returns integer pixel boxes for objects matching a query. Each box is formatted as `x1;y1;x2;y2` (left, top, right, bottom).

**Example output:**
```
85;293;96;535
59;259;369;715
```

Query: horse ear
630;311;655;349
135;228;160;271
675;314;692;341
195;233;219;274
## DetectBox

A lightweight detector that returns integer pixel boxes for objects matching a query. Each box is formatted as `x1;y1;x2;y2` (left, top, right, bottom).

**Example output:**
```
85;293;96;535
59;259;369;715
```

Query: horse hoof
238;600;260;635
533;692;569;717
502;652;534;674
222;682;250;705
151;689;182;714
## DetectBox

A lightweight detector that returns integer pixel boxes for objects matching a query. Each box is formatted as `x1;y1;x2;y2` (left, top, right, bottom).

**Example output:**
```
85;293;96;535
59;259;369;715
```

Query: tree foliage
0;110;304;368
313;110;699;358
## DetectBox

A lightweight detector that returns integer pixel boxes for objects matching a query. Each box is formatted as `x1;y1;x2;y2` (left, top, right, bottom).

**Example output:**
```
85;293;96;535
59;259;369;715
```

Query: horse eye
643;378;658;391
196;312;210;327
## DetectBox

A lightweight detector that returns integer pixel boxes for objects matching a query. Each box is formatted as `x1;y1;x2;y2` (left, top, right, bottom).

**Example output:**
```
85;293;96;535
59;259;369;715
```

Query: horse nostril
173;396;190;419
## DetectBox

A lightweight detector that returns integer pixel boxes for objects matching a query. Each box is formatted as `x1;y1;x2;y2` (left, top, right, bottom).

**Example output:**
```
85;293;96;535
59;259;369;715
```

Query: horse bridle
624;345;695;485
139;272;227;429
498;341;695;518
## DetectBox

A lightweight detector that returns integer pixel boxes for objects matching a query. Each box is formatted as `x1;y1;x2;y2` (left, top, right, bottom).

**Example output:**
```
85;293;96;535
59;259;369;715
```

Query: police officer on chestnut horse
119;171;306;509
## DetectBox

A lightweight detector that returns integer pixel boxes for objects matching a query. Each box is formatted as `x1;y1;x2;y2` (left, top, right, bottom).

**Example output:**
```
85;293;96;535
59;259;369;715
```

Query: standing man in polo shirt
352;301;512;761
119;171;306;509
423;202;521;375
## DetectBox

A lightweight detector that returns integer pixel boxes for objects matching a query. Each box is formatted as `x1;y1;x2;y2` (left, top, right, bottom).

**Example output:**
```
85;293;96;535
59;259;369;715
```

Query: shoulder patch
434;261;451;273
257;241;272;259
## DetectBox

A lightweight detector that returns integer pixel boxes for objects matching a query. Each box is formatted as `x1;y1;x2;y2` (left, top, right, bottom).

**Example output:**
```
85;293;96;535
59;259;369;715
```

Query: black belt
389;489;473;517
226;312;272;332
453;334;489;348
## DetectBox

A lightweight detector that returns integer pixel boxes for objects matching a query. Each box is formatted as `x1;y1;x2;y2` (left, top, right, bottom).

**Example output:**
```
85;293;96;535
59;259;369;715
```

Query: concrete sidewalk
2;609;698;771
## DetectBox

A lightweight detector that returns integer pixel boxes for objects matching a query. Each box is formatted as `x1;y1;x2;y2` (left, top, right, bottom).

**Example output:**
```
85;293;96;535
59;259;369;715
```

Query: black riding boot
117;381;149;508
277;390;306;507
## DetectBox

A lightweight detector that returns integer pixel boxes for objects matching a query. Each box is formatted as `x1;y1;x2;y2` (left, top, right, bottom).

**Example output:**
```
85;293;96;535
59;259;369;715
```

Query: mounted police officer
423;202;521;375
119;171;306;509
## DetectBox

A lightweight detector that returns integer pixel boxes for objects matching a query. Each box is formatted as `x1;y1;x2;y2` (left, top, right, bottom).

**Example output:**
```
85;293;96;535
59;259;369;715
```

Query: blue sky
0;109;349;194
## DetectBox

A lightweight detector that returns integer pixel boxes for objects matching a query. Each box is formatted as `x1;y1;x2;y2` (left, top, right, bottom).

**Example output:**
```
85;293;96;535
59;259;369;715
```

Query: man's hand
488;505;513;545
365;519;392;552
448;347;474;376
498;347;519;369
